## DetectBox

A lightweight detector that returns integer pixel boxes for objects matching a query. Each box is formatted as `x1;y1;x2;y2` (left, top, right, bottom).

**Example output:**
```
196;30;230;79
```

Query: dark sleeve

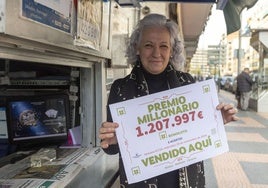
102;79;123;155
106;79;123;122
246;74;254;85
184;72;196;84
178;71;196;85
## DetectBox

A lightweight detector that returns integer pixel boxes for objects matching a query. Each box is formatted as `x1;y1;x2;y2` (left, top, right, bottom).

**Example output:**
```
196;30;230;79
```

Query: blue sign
22;0;71;33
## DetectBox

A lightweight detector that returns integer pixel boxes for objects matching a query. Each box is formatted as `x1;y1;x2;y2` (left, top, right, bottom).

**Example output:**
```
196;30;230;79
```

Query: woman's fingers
100;140;110;149
217;102;239;124
99;122;119;148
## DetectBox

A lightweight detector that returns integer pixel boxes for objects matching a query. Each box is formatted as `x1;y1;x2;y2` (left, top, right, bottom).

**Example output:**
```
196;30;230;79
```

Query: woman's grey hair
125;13;185;71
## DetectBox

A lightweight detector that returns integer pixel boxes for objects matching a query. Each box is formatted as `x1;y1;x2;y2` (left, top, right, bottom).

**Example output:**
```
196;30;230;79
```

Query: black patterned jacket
104;64;205;188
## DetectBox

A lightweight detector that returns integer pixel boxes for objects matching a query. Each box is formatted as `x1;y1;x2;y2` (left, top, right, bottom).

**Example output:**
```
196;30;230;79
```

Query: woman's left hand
216;103;239;124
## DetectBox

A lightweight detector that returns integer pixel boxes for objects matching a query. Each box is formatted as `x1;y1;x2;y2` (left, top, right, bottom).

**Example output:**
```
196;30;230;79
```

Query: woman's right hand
99;122;119;149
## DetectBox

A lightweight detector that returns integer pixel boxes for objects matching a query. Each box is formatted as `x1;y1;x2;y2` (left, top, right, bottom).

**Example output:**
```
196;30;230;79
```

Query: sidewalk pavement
204;90;268;188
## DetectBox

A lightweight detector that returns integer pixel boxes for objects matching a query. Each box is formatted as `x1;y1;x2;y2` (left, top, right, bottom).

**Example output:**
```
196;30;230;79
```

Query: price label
135;111;203;137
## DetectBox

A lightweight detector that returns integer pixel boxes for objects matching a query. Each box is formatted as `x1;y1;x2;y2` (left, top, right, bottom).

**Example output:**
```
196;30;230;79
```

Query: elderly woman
99;13;238;188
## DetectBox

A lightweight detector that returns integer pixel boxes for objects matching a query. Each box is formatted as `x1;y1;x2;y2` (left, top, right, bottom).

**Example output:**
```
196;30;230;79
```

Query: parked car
223;77;234;92
219;75;233;90
232;77;237;94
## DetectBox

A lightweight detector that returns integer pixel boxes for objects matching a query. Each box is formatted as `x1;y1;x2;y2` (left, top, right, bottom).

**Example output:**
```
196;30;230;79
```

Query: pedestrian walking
236;68;254;110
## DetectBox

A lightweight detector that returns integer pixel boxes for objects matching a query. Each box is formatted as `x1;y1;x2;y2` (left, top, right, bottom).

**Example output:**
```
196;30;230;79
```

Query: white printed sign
109;79;229;184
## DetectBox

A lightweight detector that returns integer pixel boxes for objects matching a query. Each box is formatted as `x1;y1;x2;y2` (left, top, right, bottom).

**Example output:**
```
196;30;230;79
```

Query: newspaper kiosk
0;0;120;187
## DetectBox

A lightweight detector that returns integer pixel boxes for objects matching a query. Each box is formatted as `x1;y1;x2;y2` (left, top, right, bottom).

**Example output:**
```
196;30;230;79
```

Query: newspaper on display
109;79;229;184
0;147;102;188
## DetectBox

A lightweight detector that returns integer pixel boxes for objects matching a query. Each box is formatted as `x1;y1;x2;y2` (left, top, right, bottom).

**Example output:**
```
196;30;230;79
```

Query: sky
198;5;226;48
198;0;268;48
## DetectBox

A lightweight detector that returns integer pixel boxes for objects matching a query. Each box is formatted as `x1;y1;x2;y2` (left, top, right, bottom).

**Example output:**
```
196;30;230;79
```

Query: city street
205;90;268;188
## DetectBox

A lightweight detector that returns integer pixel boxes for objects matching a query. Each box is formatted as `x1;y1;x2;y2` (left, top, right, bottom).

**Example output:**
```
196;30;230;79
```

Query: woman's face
137;26;172;75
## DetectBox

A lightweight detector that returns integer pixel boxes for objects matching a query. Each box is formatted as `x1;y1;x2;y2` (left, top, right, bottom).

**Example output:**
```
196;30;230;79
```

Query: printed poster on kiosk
109;79;229;184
